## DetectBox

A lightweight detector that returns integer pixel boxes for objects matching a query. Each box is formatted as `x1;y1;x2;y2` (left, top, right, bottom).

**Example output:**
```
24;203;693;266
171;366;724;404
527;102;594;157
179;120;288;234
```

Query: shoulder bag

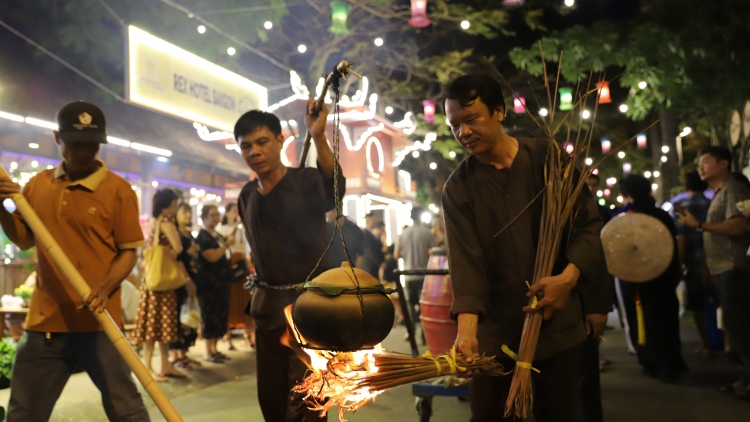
145;220;186;291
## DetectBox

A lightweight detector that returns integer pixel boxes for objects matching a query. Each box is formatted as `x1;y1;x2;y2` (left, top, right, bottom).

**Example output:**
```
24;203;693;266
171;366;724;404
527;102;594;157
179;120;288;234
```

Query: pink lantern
564;142;574;155
623;162;632;173
422;99;435;122
592;168;599;175
513;94;526;114
408;0;431;29
604;189;611;197
601;137;611;153
636;133;647;149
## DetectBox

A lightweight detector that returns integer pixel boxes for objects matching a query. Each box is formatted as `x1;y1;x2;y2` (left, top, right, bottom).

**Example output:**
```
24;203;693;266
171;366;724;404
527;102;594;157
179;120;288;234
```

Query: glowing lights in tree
623;162;632;174
619;104;629;113
408;0;431;29
636;133;647;149
513;94;526;114
264;21;273;30
601;137;611;153
606;177;616;187
460;20;470;30
328;1;351;35
596;80;612;104
197;25;206;34
559;88;573;111
298;44;307;53
539;108;548;117
638;81;647;90
227;47;236;56
564;142;574;155
422;99;436;122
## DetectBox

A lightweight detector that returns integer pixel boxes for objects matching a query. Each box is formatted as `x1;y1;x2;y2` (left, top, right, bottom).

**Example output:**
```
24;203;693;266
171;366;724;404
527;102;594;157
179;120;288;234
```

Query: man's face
445;97;504;157
237;127;285;177
698;153;727;182
585;177;600;196
54;131;100;172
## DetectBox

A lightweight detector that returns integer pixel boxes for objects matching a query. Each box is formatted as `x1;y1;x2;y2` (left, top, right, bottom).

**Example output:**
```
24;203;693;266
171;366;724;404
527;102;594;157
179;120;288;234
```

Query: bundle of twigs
293;349;506;422
493;44;659;419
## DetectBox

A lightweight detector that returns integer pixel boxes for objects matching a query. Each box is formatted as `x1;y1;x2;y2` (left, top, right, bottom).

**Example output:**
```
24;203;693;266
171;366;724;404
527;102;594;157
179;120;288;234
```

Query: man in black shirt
442;74;611;421
362;213;385;278
235;101;343;421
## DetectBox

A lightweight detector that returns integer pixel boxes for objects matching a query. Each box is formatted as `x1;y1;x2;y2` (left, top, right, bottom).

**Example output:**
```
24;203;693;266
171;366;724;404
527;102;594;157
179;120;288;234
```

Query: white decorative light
581;110;591;119
421;212;432;224
429;162;437;170
28;143;39;149
47;165;54;170
393;132;437;166
298;44;307;53
265;71;311;113
197;25;206;34
398;170;412;192
539;108;548;117
638;81;647;90
596;190;603;197
617;151;626;159
0;111;24;122
107;136;132;147
449;151;457;158
157;157;168;162
394;112;417;135
679;127;692;137
151;181;159;188
193;122;234;141
460;20;470;29
412;151;420;158
131;143;172;157
189;197;199;206
131;184;137;190
280;136;295;167
264;21;273;30
31;161;38;168
366;137;385;177
385;106;394;115
652;183;658;191
661;146;669;153
10;162;17;170
24;117;58;130
619;104;628;113
617;195;624;203
653;171;660;177
610;204;615;209
661;156;667;162
564;0;575;6
374;38;384;47
227;47;236;56
346;123;385;151
585;157;593;166
644;171;652;178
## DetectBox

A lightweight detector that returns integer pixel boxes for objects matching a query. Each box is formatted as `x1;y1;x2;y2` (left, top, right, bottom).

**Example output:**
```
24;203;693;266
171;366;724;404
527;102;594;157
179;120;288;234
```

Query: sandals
203;354;225;363
214;352;231;360
160;370;187;379
171;358;193;370
719;381;750;400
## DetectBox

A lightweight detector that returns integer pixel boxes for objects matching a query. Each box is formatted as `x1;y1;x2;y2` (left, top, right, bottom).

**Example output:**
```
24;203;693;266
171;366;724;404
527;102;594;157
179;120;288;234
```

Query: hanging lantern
636;133;647;149
596;80;612;104
408;0;431;29
604;188;611;197
564;142;574;155
601;137;611;153
606;177;616;187
513;94;526;114
422;99;435;122
623;162;632;174
328;1;350;35
559;87;573;111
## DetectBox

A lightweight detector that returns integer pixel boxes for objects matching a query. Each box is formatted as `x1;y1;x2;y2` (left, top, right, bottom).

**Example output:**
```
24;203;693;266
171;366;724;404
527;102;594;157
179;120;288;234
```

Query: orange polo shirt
15;160;144;332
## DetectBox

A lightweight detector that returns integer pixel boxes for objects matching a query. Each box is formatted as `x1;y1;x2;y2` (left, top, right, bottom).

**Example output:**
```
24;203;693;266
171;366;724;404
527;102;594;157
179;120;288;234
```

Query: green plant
13;285;33;301
0;338;17;380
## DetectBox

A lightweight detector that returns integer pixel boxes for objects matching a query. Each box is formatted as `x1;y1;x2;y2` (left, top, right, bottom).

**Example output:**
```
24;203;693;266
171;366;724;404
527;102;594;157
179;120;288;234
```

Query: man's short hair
234;110;282;141
699;146;732;164
587;173;600;183
410;207;424;221
684;170;707;192
444;74;506;115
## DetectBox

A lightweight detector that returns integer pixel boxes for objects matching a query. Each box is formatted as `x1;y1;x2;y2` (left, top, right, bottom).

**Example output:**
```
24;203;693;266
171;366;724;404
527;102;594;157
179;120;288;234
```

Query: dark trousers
577;335;603;422
406;278;425;323
256;326;327;422
714;268;750;384
470;344;581;422
7;331;149;422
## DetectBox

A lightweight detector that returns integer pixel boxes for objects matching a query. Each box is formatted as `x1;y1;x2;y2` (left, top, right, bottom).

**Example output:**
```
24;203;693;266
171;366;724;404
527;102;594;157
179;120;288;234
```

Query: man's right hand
454;313;480;377
0;176;21;201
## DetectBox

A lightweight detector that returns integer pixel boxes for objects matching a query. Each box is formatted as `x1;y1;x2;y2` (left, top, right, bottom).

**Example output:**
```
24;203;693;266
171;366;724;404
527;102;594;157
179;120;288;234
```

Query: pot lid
310;261;380;288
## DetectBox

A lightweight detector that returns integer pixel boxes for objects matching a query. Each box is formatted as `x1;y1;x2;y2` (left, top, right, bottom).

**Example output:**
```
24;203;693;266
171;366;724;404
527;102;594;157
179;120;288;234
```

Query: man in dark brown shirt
442;74;611;422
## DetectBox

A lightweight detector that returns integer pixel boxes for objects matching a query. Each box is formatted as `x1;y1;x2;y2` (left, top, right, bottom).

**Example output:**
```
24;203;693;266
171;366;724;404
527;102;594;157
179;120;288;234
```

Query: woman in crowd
197;204;234;363
170;202;200;369
131;189;186;381
216;203;255;350
620;175;687;381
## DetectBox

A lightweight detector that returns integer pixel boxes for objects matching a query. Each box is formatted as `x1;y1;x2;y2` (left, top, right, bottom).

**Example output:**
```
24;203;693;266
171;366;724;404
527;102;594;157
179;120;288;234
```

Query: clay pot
292;262;394;351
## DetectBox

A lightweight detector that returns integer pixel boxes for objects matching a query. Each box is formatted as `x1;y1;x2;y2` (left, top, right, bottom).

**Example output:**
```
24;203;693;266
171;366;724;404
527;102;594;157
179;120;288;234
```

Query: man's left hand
83;284;110;314
676;208;699;229
523;264;580;320
585;314;608;338
303;99;329;141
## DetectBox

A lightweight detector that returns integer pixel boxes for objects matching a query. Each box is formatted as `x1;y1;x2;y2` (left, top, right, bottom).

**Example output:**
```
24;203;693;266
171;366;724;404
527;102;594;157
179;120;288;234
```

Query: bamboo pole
0;166;182;422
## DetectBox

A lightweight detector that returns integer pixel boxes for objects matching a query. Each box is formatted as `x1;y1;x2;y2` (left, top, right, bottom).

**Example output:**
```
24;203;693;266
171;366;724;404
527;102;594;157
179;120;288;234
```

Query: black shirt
325;217;365;268
238;166;345;330
442;138;611;360
362;229;385;278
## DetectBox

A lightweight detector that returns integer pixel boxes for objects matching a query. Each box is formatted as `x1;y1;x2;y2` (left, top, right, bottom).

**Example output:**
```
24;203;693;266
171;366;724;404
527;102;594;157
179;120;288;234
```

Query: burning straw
489;44;659;419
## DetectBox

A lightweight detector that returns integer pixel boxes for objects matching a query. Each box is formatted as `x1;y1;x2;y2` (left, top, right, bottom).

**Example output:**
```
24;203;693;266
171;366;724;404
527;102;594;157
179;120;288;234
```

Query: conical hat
600;213;674;283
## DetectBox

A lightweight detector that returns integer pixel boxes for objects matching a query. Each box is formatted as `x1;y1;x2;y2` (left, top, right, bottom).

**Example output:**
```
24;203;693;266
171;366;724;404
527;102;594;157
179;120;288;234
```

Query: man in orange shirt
0;101;149;421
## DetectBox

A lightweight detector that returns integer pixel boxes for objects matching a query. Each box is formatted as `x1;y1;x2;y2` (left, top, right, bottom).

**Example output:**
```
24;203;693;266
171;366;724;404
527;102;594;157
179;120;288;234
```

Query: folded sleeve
442;180;488;321
317;164;346;211
114;185;144;250
724;181;750;220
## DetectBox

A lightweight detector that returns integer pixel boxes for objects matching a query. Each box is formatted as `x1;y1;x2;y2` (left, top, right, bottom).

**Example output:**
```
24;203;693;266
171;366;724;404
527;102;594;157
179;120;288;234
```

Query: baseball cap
55;101;108;144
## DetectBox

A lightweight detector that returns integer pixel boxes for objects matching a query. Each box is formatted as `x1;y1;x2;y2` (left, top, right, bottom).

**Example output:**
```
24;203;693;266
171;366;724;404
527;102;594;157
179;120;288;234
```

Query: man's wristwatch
696;222;704;232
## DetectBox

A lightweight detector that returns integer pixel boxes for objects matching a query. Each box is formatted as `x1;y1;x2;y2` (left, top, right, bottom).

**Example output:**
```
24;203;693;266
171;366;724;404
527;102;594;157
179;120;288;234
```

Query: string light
618;151;626;159
429;162;437;170
619;104;628;113
449;151;457;158
227;47;236;55
661;156;667;162
461;20;470;29
298;44;307;53
197;25;206;34
585;157;593;166
653;171;660;177
152;181;159;188
28;143;39;149
638;81;647;90
581;110;591;119
264;21;273;30
661;146;670;153
385;106;393;114
412;151;420;158
652;183;658;191
539;108;548;117
31;161;38;168
644;171;652;178
374;38;384;47
565;0;575;6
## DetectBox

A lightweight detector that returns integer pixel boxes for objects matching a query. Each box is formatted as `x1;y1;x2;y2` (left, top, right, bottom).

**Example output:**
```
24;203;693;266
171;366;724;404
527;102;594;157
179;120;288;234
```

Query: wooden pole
0;166;183;422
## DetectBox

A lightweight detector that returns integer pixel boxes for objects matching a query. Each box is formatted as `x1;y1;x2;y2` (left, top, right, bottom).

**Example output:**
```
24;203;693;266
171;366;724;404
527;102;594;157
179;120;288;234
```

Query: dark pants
470;344;580;422
577;335;603;422
256;326;327;422
406;278;425;323
7;331;149;422
714;268;750;384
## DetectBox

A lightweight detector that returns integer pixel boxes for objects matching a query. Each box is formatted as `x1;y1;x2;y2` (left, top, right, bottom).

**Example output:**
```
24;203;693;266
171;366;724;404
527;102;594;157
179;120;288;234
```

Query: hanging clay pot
292;261;394;351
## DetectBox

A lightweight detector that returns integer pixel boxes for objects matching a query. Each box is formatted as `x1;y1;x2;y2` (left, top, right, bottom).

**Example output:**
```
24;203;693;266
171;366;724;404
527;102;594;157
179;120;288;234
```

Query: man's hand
225;235;236;246
584;314;608;338
83;284;111;314
523;263;580;320
454;313;480;377
303;99;329;141
0;176;21;201
676;208;700;229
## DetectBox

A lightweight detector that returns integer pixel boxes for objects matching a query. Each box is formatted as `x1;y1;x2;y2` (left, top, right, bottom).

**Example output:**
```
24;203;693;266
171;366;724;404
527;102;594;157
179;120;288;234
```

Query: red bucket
419;247;457;356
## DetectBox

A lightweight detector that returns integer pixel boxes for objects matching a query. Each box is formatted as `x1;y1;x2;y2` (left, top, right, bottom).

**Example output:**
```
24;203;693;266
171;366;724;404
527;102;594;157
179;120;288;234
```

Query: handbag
180;296;201;329
144;220;186;291
230;259;251;283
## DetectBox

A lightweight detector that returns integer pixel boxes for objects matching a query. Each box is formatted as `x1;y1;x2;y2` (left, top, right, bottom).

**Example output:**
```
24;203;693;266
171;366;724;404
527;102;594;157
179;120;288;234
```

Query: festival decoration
601;137;611;153
559;87;573;111
636;133;647;149
513;94;526;114
596;80;612;104
328;1;351;35
408;0;431;28
422;99;436;122
623;162;632;173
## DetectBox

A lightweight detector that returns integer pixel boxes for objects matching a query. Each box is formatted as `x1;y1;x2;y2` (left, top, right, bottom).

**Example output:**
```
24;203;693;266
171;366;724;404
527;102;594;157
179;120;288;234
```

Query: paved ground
1;311;749;421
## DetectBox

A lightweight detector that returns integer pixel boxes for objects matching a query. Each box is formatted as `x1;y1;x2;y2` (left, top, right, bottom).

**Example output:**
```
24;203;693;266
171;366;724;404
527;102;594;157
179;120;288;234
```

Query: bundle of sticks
293;349;507;422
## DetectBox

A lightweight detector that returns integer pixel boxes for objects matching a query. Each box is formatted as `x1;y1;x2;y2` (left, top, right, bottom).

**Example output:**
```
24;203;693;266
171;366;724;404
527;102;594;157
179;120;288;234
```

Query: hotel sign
127;26;267;132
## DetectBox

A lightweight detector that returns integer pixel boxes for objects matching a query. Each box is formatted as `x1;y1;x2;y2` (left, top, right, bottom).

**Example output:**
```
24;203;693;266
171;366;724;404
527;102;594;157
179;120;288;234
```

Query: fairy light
227;47;236;55
618;151;626;159
393;132;437;166
662;146;669;153
653;171;660;177
298;44;307;53
429;162;437;170
449;151;457;159
461;20;470;30
585;157;593;166
619;104;628;113
581;110;591;119
638;81;647;90
374;38;384;47
28;143;39;149
197;25;206;34
539;108;548;117
385;106;393;114
264;21;273;29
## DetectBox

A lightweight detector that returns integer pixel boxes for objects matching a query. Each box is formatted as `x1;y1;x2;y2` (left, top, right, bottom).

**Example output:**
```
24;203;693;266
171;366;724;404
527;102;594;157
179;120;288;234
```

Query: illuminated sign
127;26;267;132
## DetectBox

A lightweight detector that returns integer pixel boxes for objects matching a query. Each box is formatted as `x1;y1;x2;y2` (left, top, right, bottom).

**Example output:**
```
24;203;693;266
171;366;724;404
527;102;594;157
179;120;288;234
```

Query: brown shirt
442;139;611;360
704;177;750;275
13;161;144;332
